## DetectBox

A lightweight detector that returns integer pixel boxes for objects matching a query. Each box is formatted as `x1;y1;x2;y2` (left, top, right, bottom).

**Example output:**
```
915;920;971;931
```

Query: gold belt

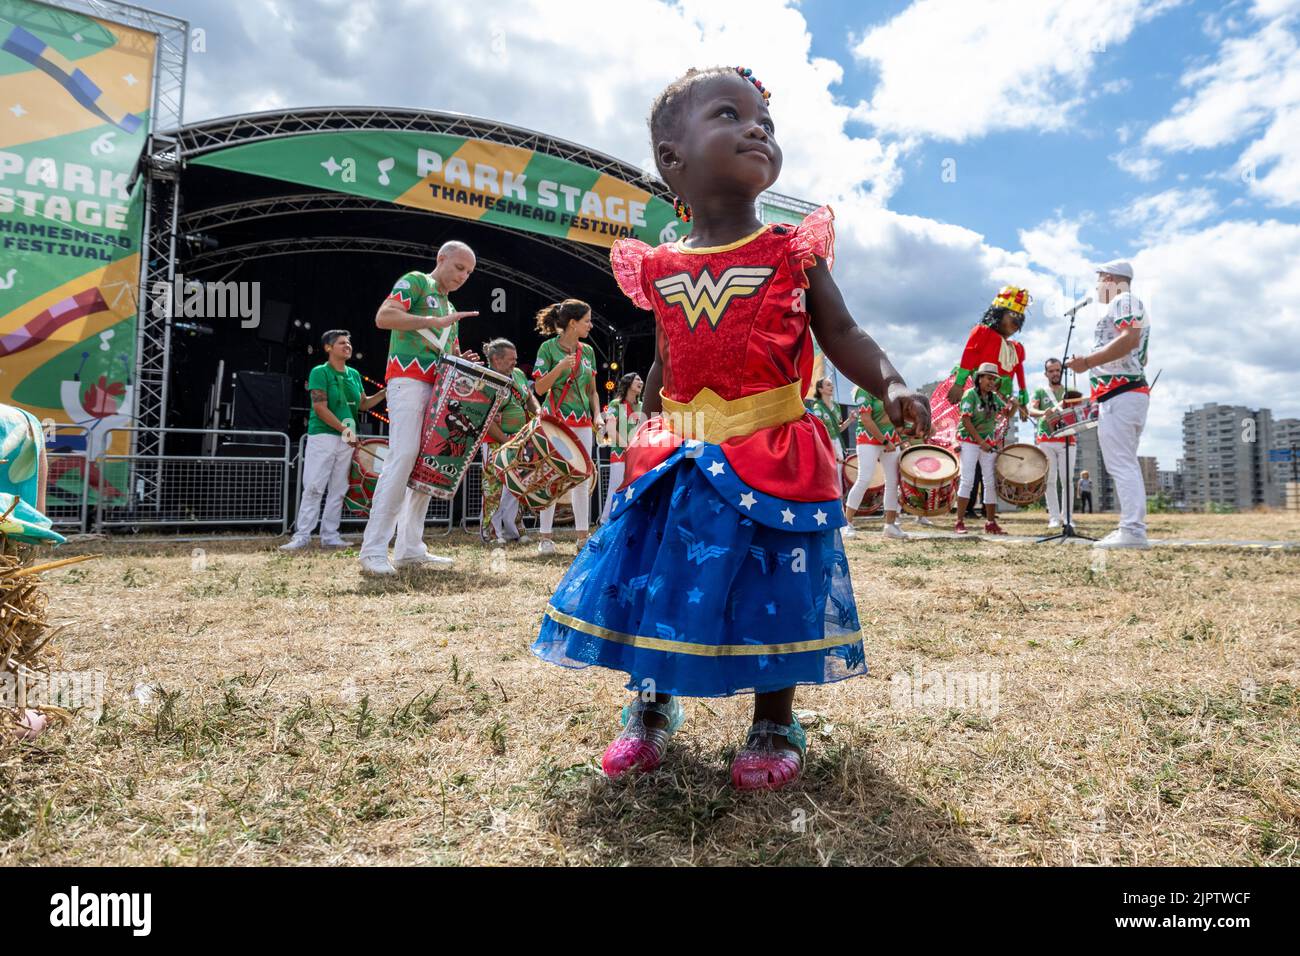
659;381;807;444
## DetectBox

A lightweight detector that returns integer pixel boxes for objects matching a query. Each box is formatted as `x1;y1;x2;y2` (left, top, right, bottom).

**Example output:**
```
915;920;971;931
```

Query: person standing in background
283;330;385;551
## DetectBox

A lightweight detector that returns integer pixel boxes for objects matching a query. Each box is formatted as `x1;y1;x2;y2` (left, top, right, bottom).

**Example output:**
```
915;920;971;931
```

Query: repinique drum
345;438;388;515
1043;399;1100;439
994;443;1049;506
490;414;594;512
409;355;512;500
843;454;886;514
898;444;960;517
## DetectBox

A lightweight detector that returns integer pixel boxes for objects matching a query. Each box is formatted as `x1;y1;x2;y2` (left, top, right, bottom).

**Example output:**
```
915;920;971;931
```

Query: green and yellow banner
0;0;154;504
192;130;689;250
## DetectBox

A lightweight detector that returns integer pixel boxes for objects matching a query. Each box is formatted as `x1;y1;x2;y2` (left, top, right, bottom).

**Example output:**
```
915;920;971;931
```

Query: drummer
954;362;1010;535
807;378;852;493
844;386;906;540
1027;358;1074;529
480;337;540;545
282;330;386;551
358;241;481;576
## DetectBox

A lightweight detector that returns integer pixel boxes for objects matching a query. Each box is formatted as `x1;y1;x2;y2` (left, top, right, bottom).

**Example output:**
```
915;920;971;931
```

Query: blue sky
155;0;1300;469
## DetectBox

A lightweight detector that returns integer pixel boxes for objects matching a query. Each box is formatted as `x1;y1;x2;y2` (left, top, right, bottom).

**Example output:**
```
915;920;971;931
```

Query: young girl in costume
532;66;930;791
953;362;1011;535
531;299;605;555
599;372;644;523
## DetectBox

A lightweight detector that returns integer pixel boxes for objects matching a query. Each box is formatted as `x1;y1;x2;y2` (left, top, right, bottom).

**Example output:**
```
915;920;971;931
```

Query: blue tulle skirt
532;450;867;698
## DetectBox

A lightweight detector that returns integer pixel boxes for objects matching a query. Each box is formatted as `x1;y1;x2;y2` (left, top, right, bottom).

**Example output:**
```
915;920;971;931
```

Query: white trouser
540;426;593;534
958;441;997;504
846;443;899;513
360;376;434;562
830;437;845;495
1098;390;1149;535
1038;440;1070;521
291;432;353;541
483;443;522;540
600;459;626;523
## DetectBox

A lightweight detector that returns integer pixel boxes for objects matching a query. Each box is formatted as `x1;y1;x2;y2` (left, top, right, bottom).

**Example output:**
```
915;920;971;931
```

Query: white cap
1096;259;1134;280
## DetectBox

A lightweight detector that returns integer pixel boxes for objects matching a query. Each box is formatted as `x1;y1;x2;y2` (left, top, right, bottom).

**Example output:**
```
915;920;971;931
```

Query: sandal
601;696;685;778
730;716;807;791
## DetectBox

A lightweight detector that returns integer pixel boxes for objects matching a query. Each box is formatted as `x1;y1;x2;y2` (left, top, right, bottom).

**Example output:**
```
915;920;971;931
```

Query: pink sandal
601;696;685;778
730;717;807;791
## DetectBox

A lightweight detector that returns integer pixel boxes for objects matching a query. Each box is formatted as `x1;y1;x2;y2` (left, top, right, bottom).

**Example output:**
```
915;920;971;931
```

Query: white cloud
1144;6;1300;206
849;0;1183;141
1111;148;1163;181
1018;216;1097;280
1117;187;1220;240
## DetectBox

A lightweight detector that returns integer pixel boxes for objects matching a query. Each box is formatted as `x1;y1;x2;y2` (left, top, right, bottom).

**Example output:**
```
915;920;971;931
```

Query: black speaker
231;370;291;433
257;300;292;345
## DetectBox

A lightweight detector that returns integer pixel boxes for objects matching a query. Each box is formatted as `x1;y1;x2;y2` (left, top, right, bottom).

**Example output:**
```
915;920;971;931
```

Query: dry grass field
2;510;1297;866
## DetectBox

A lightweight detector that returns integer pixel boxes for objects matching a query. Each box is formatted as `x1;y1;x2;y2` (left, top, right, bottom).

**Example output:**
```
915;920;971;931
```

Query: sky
153;0;1300;469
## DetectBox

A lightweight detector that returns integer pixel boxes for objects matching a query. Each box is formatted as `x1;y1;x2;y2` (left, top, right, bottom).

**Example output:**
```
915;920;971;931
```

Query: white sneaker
515;533;532;544
840;524;858;539
537;539;557;555
320;537;350;548
394;552;454;569
279;537;310;552
359;556;397;576
1047;519;1062;529
1093;529;1151;550
882;522;908;540
915;516;935;527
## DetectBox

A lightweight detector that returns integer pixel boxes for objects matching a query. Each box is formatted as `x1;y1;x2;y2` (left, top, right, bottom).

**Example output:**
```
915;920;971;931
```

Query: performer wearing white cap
1067;260;1151;549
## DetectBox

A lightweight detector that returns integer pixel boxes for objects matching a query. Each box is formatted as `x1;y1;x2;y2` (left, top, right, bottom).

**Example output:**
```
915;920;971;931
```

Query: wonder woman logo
654;266;773;330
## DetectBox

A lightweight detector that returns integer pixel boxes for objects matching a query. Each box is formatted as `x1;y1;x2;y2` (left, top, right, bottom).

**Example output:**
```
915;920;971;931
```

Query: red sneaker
984;520;1007;535
954;519;968;535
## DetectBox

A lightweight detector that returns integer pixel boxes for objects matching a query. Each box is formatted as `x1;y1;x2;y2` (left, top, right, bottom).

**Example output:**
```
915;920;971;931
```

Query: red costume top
609;207;841;512
955;324;1026;401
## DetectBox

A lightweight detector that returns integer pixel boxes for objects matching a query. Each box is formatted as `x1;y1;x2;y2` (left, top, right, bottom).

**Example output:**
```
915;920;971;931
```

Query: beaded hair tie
735;66;771;102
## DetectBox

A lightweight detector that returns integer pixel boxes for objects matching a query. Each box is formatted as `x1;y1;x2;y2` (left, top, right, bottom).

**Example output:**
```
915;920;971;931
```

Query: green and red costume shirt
958;385;1007;444
1090;292;1150;401
604;398;642;462
384;271;459;384
1031;384;1075;445
484;367;533;446
852;387;897;447
532;337;597;428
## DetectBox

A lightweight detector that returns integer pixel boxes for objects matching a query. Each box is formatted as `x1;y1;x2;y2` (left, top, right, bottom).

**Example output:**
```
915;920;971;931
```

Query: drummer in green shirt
283;330;386;550
480;337;541;545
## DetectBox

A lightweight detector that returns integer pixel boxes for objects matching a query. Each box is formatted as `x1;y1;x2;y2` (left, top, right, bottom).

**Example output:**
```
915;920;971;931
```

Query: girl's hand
886;385;931;440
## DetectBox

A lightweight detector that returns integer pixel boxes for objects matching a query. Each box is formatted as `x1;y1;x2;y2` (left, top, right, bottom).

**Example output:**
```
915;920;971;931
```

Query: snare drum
345;438;388;515
409;355;512;500
898;444;960;517
842;454;887;514
842;452;858;494
490;414;594;512
1043;399;1100;439
994;443;1049;506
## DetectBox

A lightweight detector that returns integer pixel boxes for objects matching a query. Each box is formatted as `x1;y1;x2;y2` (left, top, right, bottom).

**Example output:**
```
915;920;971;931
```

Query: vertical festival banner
0;0;154;506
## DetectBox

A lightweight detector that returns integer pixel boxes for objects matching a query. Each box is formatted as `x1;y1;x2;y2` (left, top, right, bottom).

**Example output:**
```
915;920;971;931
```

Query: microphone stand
1037;305;1096;544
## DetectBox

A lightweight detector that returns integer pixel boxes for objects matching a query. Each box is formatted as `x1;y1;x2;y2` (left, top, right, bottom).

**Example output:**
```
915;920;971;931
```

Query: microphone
1063;296;1092;317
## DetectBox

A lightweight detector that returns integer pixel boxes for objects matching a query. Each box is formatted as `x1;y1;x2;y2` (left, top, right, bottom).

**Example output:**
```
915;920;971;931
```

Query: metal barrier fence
42;424;91;533
96;428;291;530
289;433;452;537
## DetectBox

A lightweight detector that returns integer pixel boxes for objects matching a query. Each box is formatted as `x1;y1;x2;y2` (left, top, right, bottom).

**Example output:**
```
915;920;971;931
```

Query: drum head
439;353;512;388
355;439;388;477
541;420;593;476
843;453;859;486
899;445;958;483
996;443;1048;482
868;459;886;490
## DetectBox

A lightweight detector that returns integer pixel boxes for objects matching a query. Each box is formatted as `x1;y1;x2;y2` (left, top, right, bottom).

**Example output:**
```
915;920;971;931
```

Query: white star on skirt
814;509;828;525
739;492;756;510
708;460;726;476
780;508;795;524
